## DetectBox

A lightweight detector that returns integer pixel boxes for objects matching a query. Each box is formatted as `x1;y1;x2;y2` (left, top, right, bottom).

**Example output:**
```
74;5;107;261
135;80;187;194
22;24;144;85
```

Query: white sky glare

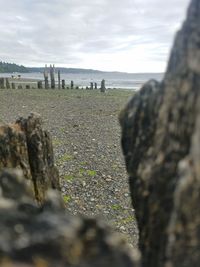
0;0;190;73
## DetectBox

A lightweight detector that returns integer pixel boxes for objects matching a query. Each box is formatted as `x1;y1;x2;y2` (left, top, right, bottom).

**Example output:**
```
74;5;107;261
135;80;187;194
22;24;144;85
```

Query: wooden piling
62;79;65;89
58;70;61;89
6;78;10;89
100;79;106;93
37;81;43;89
50;65;55;89
44;65;49;89
71;80;74;89
0;78;5;89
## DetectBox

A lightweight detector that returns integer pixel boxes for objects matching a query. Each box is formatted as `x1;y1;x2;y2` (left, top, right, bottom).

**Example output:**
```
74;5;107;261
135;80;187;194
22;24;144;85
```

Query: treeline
0;62;104;74
27;67;104;74
0;61;133;75
0;62;28;73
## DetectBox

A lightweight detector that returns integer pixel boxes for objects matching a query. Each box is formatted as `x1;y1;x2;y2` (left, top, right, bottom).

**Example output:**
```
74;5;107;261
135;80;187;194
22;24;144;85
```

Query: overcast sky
0;0;190;73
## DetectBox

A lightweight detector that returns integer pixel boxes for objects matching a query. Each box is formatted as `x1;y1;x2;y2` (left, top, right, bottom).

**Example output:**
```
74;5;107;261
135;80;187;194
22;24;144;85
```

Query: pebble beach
0;88;138;246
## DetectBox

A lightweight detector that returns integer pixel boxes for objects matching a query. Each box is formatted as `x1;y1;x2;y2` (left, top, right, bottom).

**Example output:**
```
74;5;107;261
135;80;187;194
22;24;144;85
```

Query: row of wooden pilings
42;79;106;92
43;65;106;92
0;78;106;92
0;64;106;92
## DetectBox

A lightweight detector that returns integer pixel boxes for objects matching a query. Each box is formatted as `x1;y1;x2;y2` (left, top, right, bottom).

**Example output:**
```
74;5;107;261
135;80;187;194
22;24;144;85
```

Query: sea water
0;72;163;90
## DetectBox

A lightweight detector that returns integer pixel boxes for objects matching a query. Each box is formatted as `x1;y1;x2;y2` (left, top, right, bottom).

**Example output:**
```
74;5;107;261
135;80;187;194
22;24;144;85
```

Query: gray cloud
0;0;190;72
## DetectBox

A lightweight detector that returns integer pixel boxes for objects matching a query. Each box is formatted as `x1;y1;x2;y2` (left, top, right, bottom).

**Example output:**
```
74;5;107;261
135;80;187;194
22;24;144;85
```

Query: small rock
120;226;126;231
104;210;110;214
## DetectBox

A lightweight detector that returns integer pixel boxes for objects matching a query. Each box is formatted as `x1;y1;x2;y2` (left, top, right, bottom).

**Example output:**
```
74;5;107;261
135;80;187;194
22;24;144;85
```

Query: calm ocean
0;72;163;90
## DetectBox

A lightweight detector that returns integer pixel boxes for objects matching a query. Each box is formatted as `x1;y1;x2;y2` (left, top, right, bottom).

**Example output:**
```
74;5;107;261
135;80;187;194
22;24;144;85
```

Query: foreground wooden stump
0;113;60;204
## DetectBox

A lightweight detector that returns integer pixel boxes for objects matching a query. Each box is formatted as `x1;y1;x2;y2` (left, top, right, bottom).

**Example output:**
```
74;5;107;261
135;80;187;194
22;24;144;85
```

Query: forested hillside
0;62;28;73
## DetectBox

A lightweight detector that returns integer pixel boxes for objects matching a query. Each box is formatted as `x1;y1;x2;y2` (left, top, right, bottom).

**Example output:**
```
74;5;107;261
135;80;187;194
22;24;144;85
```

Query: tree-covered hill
0;62;28;73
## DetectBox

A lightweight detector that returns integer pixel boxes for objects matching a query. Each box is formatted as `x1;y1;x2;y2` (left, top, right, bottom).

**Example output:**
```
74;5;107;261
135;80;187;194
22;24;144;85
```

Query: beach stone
120;0;200;266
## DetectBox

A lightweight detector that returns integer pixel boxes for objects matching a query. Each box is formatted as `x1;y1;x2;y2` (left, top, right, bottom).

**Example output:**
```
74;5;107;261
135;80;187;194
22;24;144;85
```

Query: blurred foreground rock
0;169;140;267
120;0;200;266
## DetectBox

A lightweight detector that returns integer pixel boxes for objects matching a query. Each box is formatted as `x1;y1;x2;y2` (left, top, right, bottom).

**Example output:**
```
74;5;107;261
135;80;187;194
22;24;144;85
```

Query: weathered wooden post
58;70;61;89
0;78;5;89
0;113;60;204
5;78;10;89
90;82;94;90
50;64;55;89
100;79;106;92
37;81;43;89
71;80;74;89
11;83;15;89
62;79;65;89
44;65;49;89
95;82;97;89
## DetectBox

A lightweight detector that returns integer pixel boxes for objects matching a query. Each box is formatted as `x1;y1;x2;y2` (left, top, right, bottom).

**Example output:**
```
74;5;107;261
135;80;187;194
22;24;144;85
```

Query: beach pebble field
0;88;138;246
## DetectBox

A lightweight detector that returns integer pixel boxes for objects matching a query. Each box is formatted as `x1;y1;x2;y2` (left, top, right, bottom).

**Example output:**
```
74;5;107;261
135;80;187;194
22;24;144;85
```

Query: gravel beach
0;88;138;246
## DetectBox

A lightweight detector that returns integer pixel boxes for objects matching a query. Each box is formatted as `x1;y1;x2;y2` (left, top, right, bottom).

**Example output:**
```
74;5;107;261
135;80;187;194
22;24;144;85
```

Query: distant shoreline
0;61;164;76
